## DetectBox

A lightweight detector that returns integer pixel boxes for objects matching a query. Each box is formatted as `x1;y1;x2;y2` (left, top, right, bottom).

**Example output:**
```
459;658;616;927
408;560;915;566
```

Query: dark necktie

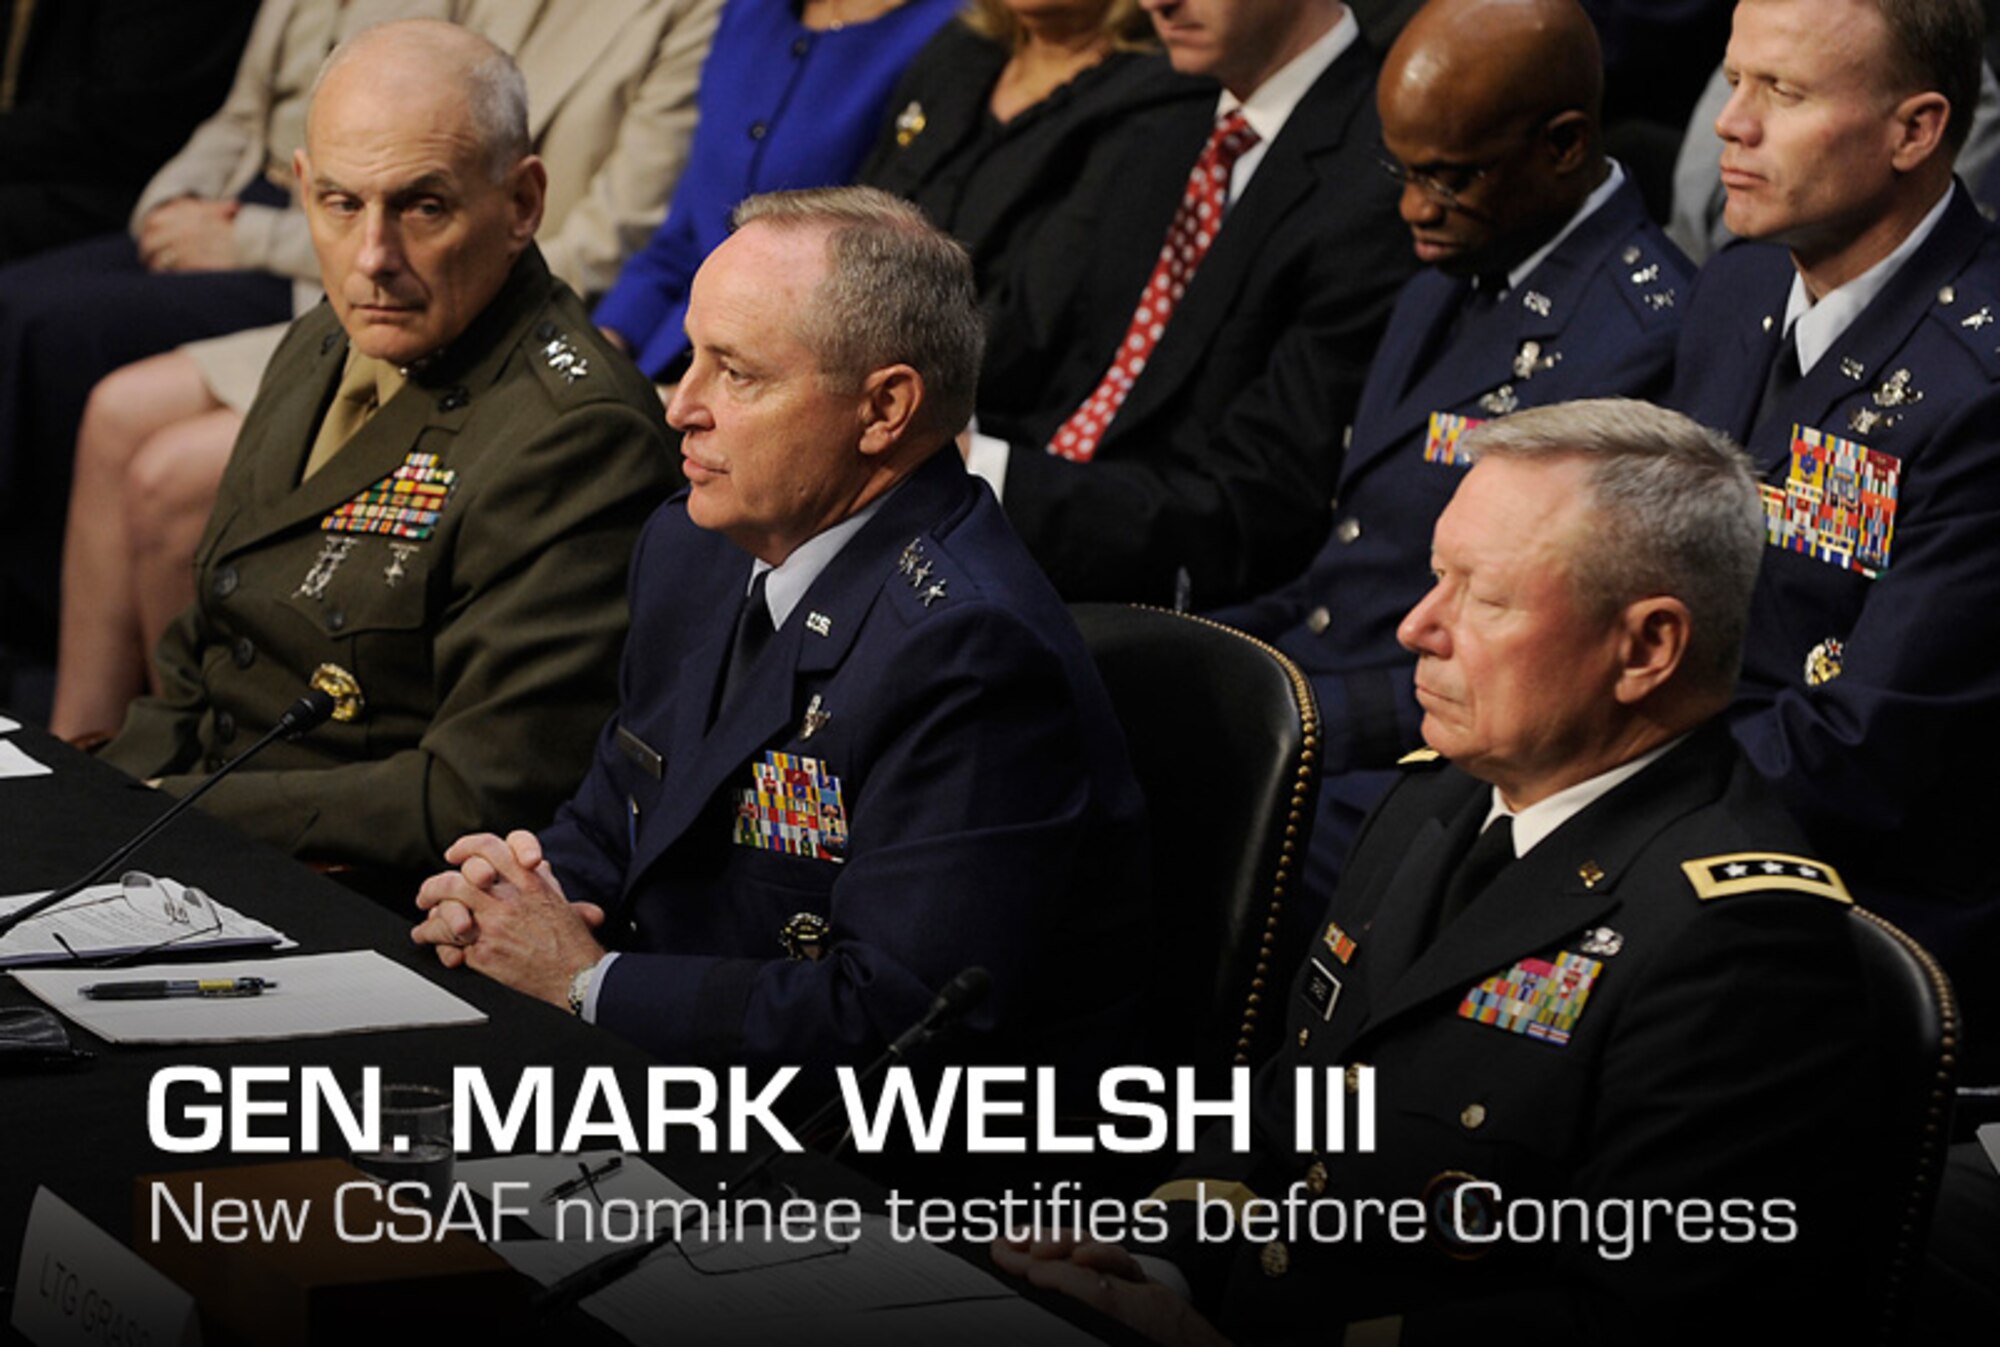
1465;273;1510;317
714;569;772;724
1754;325;1803;434
1438;814;1516;933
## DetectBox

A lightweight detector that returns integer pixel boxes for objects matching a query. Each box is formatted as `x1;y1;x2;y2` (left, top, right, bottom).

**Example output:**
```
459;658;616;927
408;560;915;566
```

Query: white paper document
0;876;293;967
10;950;487;1042
0;739;49;778
496;1214;1103;1345
457;1151;695;1239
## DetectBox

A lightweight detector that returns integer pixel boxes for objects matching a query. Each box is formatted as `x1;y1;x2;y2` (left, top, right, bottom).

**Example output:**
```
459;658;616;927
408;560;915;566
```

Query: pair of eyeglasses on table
1;871;227;1069
11;869;224;969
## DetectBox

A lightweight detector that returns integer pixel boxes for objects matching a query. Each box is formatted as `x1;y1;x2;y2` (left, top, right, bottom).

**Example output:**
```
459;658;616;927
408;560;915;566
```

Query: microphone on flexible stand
533;967;992;1315
0;687;339;939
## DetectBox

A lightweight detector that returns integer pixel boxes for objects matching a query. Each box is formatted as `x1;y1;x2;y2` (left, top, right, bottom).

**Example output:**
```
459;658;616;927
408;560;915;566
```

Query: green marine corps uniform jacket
103;247;673;874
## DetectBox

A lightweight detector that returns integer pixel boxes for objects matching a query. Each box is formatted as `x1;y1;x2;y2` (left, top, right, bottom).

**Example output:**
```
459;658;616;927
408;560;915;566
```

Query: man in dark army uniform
998;401;1891;1344
100;20;672;878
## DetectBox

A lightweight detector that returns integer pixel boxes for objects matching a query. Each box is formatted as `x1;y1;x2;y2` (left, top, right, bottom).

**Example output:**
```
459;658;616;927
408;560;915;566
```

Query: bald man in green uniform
101;20;672;879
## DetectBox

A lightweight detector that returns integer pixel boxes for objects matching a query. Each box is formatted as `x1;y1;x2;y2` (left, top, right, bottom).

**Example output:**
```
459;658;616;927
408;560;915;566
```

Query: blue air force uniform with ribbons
1212;174;1691;897
1150;728;1889;1343
101;248;674;876
536;448;1148;1074
1668;182;2000;1076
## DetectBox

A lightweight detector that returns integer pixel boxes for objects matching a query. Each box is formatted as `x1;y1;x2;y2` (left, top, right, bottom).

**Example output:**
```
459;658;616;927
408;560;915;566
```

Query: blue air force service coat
1667;183;2000;1071
538;449;1149;1073
1157;729;1888;1343
1213;176;1691;891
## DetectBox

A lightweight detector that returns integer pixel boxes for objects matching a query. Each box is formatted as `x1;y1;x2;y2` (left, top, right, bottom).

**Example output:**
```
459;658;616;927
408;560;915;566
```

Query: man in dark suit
966;0;1414;608
1215;0;1692;899
998;399;1888;1343
413;188;1148;1076
1668;0;2000;1077
99;21;672;880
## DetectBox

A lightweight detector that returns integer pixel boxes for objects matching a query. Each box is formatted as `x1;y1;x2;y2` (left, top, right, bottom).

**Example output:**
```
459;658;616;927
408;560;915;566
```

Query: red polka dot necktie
1048;113;1260;463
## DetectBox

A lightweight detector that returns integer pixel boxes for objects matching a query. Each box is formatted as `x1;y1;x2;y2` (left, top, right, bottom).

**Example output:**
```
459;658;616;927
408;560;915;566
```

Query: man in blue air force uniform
1214;0;1691;899
412;187;1148;1077
1668;0;2000;1077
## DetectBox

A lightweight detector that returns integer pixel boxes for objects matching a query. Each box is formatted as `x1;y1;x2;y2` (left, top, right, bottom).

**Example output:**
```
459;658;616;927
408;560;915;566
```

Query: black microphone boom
0;687;339;939
886;965;993;1058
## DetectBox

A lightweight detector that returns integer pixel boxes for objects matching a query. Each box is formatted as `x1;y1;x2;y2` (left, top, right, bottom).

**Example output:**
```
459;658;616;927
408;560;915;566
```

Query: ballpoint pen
78;977;277;1000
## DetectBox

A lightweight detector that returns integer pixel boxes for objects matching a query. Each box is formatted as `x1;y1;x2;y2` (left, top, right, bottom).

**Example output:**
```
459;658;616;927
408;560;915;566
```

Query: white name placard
11;1187;199;1347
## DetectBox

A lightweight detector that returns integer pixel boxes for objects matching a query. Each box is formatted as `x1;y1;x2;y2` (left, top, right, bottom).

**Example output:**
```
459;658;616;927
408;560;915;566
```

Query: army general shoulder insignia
1682;853;1851;903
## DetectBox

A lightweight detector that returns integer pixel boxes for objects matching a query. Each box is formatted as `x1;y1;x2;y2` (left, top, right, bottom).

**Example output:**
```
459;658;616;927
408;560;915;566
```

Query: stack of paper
0;712;49;778
0;877;294;967
10;951;487;1042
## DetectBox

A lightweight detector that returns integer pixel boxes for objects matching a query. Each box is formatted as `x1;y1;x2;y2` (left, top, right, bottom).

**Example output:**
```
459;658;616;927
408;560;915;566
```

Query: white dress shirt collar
1482;734;1687;857
1783;185;1953;375
1503;160;1629;293
1216;8;1357;201
744;490;893;630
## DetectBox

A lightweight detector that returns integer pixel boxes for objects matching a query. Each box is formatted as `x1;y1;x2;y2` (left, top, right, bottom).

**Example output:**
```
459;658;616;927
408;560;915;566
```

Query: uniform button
1345;1063;1366;1094
326;608;347;633
211;566;239;599
748;121;768;140
1259;1241;1290;1278
1304;1160;1328;1196
1460;1102;1487;1130
791;36;810;55
1297;1027;1311;1049
1306;606;1331;634
214;711;237;742
319;332;340;355
535;320;558;340
231;638;255;669
1335;518;1362;544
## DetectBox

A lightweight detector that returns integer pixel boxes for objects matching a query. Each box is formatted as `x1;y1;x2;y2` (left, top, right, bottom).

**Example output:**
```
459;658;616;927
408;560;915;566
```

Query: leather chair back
1849;907;1958;1343
1071;604;1321;1072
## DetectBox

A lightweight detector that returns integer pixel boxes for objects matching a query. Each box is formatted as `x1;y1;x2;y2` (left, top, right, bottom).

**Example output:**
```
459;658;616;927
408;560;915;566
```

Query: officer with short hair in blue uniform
1212;0;1692;902
1668;0;2000;1078
411;186;1147;1079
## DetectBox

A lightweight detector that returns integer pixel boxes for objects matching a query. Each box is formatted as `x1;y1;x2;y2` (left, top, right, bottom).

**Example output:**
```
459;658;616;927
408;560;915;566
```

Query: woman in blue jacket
595;0;960;382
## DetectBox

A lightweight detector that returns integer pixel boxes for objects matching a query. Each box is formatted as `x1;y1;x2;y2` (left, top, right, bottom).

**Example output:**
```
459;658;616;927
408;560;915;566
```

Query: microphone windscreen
281;686;339;735
937;966;991;1016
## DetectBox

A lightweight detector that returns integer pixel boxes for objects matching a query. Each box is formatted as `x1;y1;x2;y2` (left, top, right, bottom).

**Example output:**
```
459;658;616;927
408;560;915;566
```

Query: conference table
0;720;1115;1345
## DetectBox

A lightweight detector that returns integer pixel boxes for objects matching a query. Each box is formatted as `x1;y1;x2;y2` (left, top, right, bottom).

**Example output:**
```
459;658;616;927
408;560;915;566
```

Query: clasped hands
411;830;606;1008
137;198;242;273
